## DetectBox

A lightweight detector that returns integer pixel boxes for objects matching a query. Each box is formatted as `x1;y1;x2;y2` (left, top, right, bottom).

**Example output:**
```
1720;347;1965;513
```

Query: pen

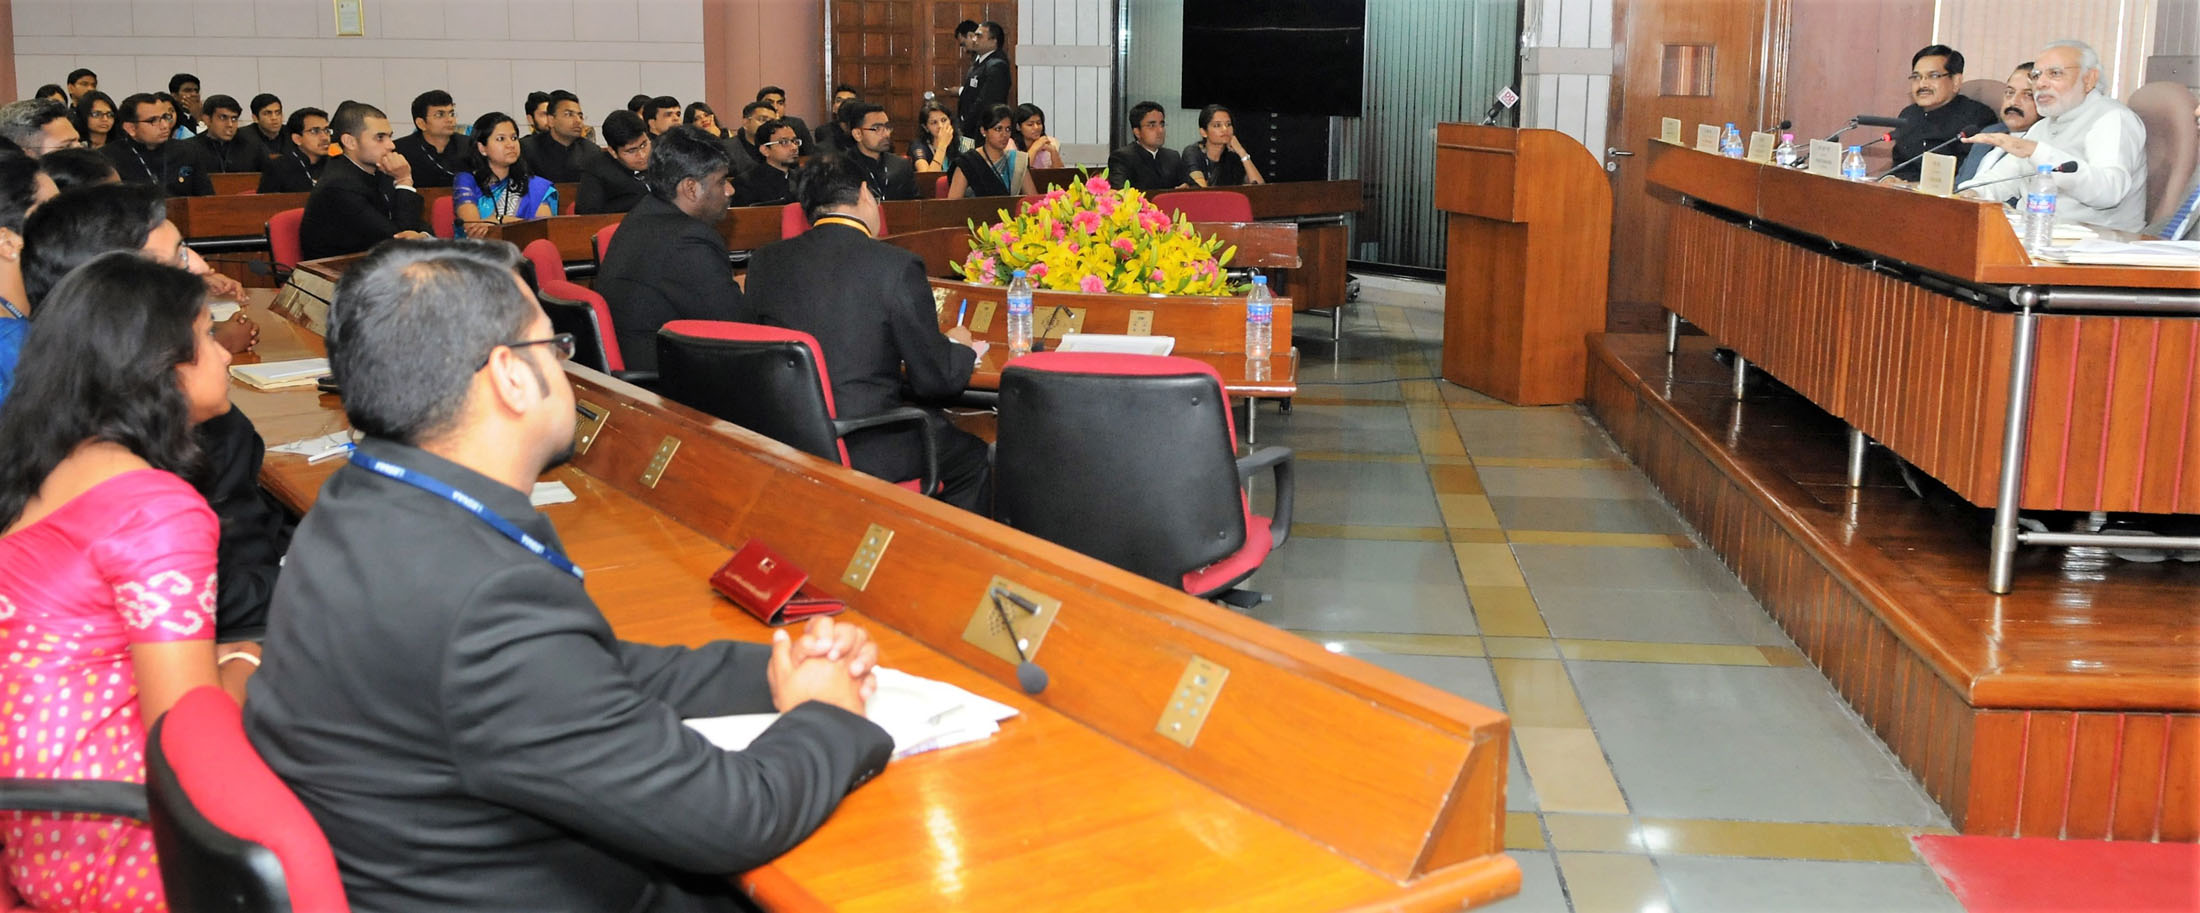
955;299;969;326
307;441;357;464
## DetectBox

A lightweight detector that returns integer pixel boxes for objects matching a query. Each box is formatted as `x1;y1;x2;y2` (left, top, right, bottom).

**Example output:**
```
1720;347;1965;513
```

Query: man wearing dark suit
954;21;1012;139
245;238;890;913
839;102;918;201
595;126;743;372
299;103;430;260
257;107;329;194
1108;101;1190;192
744;155;992;511
183;94;263;172
756;86;815;158
578;110;654;214
393;89;477;189
103;93;214;196
725;101;775;174
733;120;799;207
1889;45;2001;182
521;89;592;184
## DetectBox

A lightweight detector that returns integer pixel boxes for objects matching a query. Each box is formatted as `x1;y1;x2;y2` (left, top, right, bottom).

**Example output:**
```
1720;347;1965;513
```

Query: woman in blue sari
452;112;558;238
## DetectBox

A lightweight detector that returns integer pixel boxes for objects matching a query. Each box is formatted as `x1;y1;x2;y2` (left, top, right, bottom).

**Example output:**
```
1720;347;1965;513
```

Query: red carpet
1913;835;2200;913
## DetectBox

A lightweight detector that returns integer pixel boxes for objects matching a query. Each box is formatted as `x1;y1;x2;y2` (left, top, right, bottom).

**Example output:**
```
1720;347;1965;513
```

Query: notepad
530;481;577;507
1051;334;1175;356
230;357;329;391
2032;240;2200;268
685;668;1019;760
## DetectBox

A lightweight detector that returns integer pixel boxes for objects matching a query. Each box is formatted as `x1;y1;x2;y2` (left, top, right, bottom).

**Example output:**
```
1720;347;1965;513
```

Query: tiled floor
1240;279;1962;913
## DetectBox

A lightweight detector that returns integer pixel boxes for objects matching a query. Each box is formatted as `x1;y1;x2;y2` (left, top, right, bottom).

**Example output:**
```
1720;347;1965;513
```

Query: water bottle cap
2035;165;2053;173
1847;145;1860;152
1252;275;1267;285
1780;133;1793;141
1012;269;1026;278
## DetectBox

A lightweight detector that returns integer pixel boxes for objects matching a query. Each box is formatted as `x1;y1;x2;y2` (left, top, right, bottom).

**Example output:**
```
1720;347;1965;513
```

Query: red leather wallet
709;540;845;626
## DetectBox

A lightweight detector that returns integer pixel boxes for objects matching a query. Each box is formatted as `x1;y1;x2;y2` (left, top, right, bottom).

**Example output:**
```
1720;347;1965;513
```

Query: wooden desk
232;279;1518;911
968;347;1299;399
209;172;259;195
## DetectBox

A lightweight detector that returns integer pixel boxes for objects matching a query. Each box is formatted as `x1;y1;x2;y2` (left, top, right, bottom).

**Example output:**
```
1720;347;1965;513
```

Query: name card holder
1807;140;1841;177
1695;124;1722;153
1660;117;1683;144
1916;152;1957;196
1745;132;1775;164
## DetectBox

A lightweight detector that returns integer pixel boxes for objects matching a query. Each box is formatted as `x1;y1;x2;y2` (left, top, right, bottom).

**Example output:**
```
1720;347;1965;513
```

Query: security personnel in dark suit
392;89;478;189
838;102;919;201
733;120;799;207
245;239;891;913
955;21;1012;139
299;103;430;260
594;126;744;372
257;107;329;194
1107;101;1191;192
103;93;214;196
744;154;992;512
577;110;654;214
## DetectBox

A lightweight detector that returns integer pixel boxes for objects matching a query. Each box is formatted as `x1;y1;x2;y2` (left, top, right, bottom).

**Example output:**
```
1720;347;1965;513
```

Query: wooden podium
1434;124;1612;405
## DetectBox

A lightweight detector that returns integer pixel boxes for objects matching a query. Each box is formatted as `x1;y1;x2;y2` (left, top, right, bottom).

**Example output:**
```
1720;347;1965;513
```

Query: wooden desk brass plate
969;299;997;332
1125;309;1155;336
1156;656;1230;748
1037;307;1087;339
840;523;894;590
961;575;1060;666
640;435;680;488
572;399;610;456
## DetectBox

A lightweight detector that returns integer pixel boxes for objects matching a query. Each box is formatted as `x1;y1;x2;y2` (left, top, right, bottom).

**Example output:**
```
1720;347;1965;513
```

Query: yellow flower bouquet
951;173;1238;295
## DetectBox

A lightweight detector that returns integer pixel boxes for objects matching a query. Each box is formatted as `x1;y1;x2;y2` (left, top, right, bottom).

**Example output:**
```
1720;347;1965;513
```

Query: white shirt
1964;90;2149;232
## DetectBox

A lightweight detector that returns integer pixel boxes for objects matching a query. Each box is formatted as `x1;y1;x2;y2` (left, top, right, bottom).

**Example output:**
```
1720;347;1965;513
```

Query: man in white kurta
1961;40;2148;232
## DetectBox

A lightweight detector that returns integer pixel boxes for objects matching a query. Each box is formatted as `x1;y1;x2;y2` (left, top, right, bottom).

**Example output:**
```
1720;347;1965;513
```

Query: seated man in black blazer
577;110;653;214
102;92;214;196
594;125;743;372
837;101;918;201
1107;100;1190;192
732;119;799;207
756;86;814;157
246;238;890;912
299;102;430;260
256;106;328;194
520;89;592;184
744;154;992;511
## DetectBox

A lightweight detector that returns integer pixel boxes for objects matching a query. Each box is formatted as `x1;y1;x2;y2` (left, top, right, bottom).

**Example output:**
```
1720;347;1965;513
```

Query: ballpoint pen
956;299;969;326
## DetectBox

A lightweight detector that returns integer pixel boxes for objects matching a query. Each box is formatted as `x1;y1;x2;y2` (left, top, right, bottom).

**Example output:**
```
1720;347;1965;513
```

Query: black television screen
1181;0;1365;118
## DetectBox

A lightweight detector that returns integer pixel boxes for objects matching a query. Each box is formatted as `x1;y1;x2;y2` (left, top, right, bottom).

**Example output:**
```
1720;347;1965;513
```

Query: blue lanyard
349;453;583;580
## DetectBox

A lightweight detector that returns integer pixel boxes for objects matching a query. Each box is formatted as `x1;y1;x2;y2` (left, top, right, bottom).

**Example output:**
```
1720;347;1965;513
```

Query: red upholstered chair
0;777;147;910
264;208;305;281
145;687;350;913
655;321;937;494
591;223;619;271
994;352;1294;606
779;202;809;238
521;239;636;379
934;175;950;199
429;195;456;239
1151;190;1253;223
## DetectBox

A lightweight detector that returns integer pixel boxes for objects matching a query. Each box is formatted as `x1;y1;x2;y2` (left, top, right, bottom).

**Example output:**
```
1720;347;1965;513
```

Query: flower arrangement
952;173;1238;296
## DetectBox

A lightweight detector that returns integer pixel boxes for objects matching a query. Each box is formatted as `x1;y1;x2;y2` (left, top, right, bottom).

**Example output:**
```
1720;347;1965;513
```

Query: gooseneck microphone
1481;99;1505;126
1955;160;2079;194
1875;130;1969;181
988;587;1049;694
1854;115;1911;129
1031;301;1073;352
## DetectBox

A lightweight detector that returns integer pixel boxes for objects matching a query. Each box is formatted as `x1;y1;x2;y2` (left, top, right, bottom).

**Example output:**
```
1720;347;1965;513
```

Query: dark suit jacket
194;407;291;641
257;148;323;194
394;131;479;188
1891;95;1999;182
1107;143;1189;192
725;132;763;175
299;157;426;260
102;137;215;196
957;51;1012;135
577;147;651;214
744;221;976;479
187;131;264;173
521;132;591;184
595;194;745;372
734;162;794;207
851;149;919;201
244;439;890;913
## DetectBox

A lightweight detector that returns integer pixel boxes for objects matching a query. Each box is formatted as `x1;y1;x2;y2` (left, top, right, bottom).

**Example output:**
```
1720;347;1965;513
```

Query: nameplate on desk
1916;152;1957;197
1807;140;1840;177
1695;124;1721;153
1660;117;1683;144
1745;132;1775;164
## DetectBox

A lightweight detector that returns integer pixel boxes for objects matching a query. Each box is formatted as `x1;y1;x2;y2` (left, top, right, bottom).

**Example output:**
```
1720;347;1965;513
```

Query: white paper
2033;240;2200;268
208;301;241;322
1052;334;1175;356
230;357;329;389
269;430;356;456
684;668;1019;760
530;481;576;506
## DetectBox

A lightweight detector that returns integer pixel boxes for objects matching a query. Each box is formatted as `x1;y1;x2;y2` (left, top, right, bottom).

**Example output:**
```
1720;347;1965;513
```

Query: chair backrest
1957;78;2002;111
537;283;620;373
934;174;951;199
655;320;849;464
591;223;619;269
429;195;455;239
994;352;1247;586
145;687;348;913
2127;81;2200;227
780;202;810;238
519;237;567;286
1151;190;1253;223
265;208;305;274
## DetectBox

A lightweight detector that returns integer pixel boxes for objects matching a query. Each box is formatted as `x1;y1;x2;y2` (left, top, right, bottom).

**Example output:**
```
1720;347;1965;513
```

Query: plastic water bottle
1840;145;1866;181
1774;133;1798;168
2023;166;2058;252
1005;270;1034;356
1244;275;1273;361
1720;123;1743;158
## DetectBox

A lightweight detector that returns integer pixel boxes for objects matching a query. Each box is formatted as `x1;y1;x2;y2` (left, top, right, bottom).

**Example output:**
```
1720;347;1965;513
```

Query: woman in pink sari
0;253;239;912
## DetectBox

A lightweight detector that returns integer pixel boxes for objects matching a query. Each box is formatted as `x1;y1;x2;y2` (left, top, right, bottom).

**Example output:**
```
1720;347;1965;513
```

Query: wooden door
828;0;1015;148
1603;0;1789;333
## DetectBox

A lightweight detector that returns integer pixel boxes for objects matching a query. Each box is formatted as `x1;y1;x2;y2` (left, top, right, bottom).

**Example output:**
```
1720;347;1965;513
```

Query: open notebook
685;668;1018;760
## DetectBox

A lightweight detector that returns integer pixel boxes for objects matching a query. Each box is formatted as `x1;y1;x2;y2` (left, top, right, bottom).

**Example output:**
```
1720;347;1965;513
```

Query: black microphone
1854;114;1911;129
1031;301;1073;352
1481;99;1505;126
1955;160;2079;193
988;588;1048;694
1874;130;1969;180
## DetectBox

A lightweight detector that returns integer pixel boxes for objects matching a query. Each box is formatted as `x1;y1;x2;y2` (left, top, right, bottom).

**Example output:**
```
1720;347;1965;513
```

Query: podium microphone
988;588;1049;694
1480;99;1505;126
1955;160;2079;194
1031;301;1073;352
1874;130;1969;181
1826;114;1909;144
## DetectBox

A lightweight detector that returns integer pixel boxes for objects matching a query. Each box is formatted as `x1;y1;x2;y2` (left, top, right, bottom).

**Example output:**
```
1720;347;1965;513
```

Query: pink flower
1028;262;1048;278
1079;275;1107;294
1051;223;1066;240
1150;268;1165;283
1072;211;1102;234
975;256;997;283
1111;238;1136;257
1085;175;1111;195
1138;209;1169;232
1096;194;1118;217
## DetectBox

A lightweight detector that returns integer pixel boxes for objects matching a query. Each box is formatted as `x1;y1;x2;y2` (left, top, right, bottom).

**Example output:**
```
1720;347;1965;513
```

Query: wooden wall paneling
2111;715;2171;840
2138;320;2198;512
2064;713;2125;838
2163;716;2200;842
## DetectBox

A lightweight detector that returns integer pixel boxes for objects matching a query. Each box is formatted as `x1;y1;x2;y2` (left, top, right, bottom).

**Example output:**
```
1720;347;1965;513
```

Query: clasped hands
768;616;880;716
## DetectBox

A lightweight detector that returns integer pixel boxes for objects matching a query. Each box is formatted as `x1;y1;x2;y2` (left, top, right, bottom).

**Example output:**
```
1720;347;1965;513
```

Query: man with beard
1888;45;1998;182
1962;39;2147;231
1957;61;2040;185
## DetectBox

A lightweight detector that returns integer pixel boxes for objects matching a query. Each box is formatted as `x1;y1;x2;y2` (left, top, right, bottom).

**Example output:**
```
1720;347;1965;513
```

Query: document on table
685;668;1019;760
230;357;329;390
269;430;356;460
530;481;576;506
1051;334;1176;356
209;301;241;322
2032;240;2200;268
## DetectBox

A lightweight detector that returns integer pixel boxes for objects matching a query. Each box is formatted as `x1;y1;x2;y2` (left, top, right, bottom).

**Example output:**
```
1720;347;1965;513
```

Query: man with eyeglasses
102;92;213;196
1961;40;2148;232
595;125;748;372
258;107;330;194
1888;44;1998;183
734;119;802;207
0;98;81;159
839;102;918;201
396;90;478;189
1108;100;1190;191
522;90;593;184
755;86;815;157
183;95;263;173
578;110;653;214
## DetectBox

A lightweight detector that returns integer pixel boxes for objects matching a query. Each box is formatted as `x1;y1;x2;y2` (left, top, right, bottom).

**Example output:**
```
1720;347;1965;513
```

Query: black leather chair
994;352;1294;606
655;320;938;494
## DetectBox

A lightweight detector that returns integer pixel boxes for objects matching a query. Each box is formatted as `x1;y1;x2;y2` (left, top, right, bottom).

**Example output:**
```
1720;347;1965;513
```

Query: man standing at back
245;238;891;912
955;21;1012;140
1962;39;2148;231
595;125;745;372
1888;45;1999;182
521;90;591;184
745;155;992;511
103;93;213;196
300;102;430;259
395;89;477;188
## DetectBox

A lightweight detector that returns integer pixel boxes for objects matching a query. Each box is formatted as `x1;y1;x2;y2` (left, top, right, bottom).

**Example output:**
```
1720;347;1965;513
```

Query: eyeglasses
136;112;176;125
761;139;797;148
2029;66;2079;83
303;126;332;136
485;333;577;367
1906;71;1952;82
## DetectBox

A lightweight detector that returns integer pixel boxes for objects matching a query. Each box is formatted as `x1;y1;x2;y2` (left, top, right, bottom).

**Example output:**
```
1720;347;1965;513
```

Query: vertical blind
1933;0;2159;98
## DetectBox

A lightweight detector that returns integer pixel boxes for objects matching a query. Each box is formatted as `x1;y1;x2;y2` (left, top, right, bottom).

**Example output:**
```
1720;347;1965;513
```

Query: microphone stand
1873;131;1969;182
